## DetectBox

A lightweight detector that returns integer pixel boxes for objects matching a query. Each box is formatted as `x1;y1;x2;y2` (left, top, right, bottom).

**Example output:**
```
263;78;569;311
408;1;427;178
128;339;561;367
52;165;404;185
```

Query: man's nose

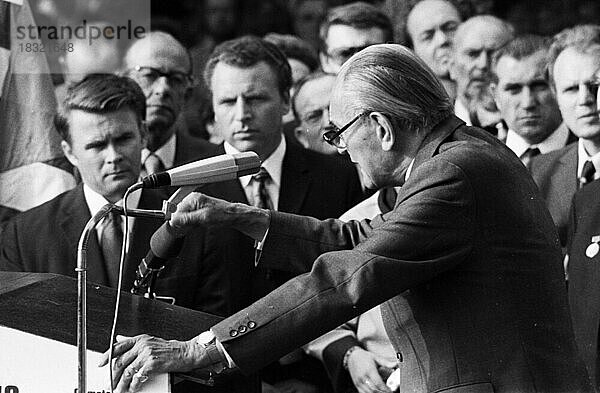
234;96;251;121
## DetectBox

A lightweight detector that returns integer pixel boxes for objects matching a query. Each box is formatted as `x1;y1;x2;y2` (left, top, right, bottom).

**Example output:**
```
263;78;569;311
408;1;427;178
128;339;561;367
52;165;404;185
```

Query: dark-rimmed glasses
322;112;369;149
127;65;193;90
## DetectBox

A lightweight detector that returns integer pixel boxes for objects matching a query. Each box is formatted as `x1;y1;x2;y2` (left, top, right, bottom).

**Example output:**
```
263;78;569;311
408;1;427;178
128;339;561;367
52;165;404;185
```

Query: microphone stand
76;203;165;393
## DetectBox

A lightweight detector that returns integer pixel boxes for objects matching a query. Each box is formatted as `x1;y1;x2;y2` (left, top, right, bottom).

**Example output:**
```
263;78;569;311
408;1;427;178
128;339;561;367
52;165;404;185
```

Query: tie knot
253;167;271;182
523;147;541;158
581;160;596;186
143;153;165;175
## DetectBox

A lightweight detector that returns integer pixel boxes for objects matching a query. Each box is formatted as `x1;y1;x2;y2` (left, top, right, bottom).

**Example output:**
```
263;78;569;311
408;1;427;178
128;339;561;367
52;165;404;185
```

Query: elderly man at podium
102;45;592;393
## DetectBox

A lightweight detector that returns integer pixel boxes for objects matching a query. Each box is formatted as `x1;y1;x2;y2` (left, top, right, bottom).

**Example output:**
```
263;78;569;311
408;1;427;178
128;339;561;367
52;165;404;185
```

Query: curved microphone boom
141;152;261;188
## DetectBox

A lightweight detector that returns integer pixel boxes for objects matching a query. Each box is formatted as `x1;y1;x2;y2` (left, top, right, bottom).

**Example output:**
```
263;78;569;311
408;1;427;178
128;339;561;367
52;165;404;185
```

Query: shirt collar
577;140;600;179
505;124;570;158
141;133;176;170
454;99;472;126
83;183;142;218
223;136;286;188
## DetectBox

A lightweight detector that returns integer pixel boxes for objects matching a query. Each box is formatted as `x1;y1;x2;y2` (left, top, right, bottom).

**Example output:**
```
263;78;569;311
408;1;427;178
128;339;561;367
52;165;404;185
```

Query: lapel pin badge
586;235;600;259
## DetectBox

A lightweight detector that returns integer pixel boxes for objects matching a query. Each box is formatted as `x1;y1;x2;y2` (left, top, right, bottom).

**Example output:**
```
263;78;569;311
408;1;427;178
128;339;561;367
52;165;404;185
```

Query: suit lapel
58;185;110;286
278;142;310;213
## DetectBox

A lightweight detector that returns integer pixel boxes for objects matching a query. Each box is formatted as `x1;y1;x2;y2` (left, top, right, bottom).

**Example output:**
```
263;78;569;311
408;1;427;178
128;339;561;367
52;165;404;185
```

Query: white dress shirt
577;140;600;181
223;137;286;211
82;184;141;252
505;125;570;159
454;99;472;126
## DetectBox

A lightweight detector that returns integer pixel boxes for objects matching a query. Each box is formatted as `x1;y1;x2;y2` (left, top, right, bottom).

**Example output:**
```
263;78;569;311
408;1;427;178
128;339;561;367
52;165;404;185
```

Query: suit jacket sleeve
0;218;25;272
212;157;476;374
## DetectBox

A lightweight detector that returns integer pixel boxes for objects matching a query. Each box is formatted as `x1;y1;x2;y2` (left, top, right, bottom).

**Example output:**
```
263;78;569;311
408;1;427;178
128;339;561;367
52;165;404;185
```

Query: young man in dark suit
107;44;591;393
196;36;365;392
0;74;227;316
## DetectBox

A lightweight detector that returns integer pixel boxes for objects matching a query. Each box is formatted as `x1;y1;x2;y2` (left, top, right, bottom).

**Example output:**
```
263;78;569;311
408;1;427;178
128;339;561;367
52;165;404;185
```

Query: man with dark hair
264;33;320;84
491;34;570;167
530;25;600;249
318;1;393;74
405;0;462;99
106;44;591;393
200;35;364;392
123;31;218;175
0;74;227;317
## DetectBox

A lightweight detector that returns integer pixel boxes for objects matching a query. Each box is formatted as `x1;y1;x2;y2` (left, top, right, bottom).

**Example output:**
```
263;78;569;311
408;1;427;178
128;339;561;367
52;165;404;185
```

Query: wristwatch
196;331;228;375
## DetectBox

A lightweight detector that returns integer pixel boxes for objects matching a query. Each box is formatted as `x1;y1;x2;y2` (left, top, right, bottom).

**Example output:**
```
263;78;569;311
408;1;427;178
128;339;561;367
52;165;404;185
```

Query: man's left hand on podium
98;333;223;392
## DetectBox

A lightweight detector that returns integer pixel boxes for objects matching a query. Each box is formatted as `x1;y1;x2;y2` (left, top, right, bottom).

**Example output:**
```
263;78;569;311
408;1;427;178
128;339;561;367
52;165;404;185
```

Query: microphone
131;222;185;295
141;152;261;188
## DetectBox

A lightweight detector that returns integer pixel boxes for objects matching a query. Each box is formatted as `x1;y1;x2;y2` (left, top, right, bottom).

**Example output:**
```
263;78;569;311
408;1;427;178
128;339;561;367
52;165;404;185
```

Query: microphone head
141;172;171;188
233;152;261;177
150;223;185;259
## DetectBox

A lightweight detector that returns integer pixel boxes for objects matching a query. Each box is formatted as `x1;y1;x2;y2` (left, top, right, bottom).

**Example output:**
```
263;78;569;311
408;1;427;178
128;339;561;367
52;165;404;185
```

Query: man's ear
61;140;79;168
294;126;310;149
280;91;291;116
370;112;395;151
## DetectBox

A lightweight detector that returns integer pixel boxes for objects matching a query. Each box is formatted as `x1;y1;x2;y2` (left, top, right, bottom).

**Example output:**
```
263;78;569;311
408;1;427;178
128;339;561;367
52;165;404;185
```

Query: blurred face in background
210;61;289;161
205;0;237;40
291;0;328;50
293;74;339;155
493;51;562;144
321;24;387;74
552;46;600;144
450;18;513;102
124;34;191;151
406;0;461;78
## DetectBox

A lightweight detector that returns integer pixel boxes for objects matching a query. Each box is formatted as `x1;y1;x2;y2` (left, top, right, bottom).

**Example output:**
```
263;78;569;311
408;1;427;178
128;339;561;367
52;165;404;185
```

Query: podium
0;272;258;393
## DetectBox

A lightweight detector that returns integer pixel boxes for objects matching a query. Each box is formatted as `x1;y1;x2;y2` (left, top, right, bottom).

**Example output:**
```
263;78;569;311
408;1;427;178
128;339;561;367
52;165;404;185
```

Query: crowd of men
1;1;600;393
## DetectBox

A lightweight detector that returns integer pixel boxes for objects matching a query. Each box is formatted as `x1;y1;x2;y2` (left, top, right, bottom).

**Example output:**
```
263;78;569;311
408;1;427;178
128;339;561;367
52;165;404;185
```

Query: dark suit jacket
174;132;220;167
567;178;600;389
0;184;228;316
212;116;591;392
529;142;578;247
200;139;365;313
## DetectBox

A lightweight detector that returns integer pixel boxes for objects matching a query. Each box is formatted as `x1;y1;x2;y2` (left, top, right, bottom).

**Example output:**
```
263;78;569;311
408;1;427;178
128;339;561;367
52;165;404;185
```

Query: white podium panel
0;326;169;393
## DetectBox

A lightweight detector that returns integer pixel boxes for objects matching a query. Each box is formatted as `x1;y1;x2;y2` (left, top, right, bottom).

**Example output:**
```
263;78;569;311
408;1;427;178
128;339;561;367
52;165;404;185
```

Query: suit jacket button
248;321;257;329
230;330;239;337
238;325;248;333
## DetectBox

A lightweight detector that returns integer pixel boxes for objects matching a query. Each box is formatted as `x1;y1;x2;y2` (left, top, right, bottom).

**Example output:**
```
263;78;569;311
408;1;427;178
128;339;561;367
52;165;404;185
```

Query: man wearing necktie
193;36;365;392
0;74;228;316
123;32;219;176
491;35;570;168
529;25;600;249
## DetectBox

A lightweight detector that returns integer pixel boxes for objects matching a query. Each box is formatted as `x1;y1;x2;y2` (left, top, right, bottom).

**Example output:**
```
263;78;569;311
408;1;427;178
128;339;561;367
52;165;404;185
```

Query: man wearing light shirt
491;35;573;167
193;36;364;393
0;74;228;316
530;25;600;249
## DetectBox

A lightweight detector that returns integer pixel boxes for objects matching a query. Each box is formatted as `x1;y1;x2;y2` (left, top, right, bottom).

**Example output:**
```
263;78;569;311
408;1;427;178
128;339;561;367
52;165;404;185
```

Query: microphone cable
107;185;136;393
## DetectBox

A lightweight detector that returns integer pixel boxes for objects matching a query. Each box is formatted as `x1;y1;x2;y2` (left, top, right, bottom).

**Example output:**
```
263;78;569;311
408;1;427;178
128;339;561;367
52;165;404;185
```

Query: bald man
123;32;218;173
406;0;462;99
450;16;514;124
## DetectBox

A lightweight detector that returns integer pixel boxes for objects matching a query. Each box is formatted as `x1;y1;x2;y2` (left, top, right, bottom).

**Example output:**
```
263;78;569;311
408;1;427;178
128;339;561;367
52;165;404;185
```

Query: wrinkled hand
98;334;200;393
170;192;270;240
347;348;392;393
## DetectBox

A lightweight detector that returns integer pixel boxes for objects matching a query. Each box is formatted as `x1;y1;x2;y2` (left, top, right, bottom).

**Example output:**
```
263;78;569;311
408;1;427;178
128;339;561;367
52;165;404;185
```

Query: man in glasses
123;32;218;175
318;2;392;74
105;44;591;393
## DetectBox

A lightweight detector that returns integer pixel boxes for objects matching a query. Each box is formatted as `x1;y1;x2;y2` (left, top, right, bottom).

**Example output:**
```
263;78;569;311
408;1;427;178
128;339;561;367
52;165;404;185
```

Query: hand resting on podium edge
98;334;227;393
